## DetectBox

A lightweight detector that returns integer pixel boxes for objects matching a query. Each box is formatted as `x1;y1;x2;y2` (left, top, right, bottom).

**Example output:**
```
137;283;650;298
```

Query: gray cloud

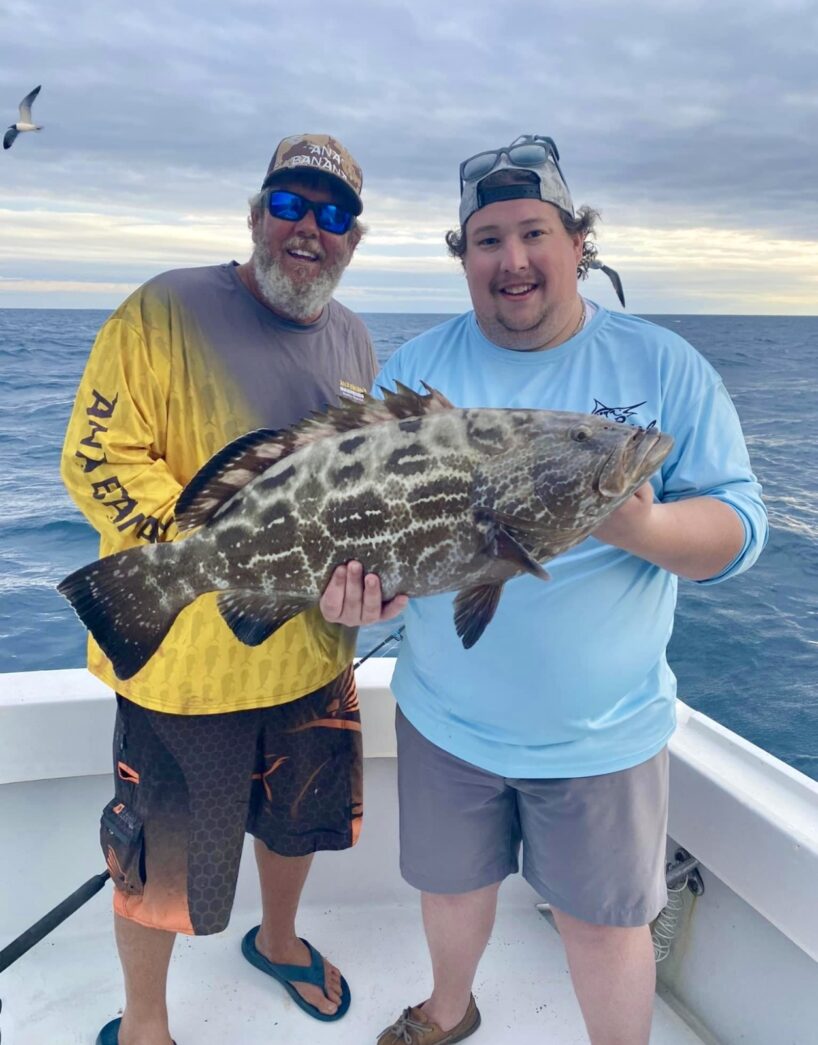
1;0;816;308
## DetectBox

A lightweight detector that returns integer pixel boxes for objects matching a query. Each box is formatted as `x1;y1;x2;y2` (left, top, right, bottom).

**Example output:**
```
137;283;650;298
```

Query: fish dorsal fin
379;380;455;417
175;428;285;532
174;383;454;532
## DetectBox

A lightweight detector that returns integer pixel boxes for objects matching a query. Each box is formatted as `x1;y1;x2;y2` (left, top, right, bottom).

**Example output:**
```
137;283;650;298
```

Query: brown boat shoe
376;994;481;1045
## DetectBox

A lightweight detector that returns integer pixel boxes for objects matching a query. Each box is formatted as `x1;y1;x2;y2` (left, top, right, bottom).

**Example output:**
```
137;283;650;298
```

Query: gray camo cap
458;135;574;226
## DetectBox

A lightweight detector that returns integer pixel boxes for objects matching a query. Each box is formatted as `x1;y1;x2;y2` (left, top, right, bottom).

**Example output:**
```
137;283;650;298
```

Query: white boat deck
0;857;705;1045
3;662;818;1044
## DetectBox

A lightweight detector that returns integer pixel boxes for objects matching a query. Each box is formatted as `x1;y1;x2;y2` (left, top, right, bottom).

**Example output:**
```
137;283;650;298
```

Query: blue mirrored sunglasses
459;135;563;188
266;190;353;235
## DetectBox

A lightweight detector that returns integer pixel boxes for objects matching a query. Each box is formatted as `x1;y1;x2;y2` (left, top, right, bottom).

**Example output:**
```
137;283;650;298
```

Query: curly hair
445;169;600;279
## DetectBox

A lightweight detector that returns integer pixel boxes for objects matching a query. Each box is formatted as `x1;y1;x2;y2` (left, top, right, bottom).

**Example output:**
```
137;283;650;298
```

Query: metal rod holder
666;847;705;895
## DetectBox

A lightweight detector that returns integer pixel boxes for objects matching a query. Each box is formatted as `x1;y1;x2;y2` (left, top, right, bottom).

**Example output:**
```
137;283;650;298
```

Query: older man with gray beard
240;139;366;323
61;133;378;1045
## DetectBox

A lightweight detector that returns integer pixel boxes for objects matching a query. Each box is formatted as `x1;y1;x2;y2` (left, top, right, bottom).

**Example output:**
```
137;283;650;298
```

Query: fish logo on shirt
592;399;656;429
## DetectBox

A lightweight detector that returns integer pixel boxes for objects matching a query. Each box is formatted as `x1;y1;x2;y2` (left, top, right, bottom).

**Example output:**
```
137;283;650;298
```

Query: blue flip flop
241;925;351;1022
96;1017;177;1044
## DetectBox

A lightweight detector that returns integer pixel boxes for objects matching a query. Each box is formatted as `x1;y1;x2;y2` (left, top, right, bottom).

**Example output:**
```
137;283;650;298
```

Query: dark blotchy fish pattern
58;384;673;679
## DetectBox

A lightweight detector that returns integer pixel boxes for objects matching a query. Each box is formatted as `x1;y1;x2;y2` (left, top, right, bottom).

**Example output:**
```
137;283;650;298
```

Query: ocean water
0;309;815;780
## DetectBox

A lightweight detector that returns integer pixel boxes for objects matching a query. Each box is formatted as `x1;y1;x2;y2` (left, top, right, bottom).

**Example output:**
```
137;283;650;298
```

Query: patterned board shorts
101;666;361;935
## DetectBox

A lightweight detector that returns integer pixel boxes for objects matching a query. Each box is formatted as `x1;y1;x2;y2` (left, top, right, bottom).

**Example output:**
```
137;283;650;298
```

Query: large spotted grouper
58;383;673;679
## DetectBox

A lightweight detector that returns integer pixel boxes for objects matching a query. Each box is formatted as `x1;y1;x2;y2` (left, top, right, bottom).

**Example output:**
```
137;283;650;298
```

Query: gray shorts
396;709;668;927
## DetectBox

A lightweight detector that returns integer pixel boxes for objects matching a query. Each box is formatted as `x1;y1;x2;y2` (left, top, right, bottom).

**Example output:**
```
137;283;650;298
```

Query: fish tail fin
57;543;191;680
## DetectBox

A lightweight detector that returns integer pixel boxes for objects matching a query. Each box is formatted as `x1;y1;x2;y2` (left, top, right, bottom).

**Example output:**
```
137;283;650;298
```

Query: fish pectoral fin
216;591;311;647
494;526;551;581
476;511;550;581
453;582;504;649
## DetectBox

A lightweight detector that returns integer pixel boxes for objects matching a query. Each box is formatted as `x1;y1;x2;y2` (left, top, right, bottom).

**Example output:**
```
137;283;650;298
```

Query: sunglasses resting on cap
459;135;564;187
457;133;576;225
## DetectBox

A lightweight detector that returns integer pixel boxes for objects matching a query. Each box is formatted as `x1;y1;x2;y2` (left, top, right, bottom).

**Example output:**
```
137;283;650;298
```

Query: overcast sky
1;0;816;313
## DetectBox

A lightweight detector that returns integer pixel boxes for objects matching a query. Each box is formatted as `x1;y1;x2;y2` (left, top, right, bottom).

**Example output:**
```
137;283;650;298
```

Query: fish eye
571;425;592;443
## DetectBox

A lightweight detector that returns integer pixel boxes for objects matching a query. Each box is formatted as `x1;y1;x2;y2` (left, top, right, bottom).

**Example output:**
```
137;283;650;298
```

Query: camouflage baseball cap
262;134;363;215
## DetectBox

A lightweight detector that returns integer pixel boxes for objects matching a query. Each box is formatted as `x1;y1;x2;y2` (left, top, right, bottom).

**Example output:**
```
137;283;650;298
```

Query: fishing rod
0;627;405;976
353;624;405;669
0;871;111;975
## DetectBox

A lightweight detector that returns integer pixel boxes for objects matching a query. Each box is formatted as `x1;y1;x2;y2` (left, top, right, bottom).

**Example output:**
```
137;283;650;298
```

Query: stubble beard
480;297;553;350
251;233;349;323
480;279;580;351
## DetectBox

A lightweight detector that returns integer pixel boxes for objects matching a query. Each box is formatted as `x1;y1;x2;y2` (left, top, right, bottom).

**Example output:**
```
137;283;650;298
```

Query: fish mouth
597;427;674;498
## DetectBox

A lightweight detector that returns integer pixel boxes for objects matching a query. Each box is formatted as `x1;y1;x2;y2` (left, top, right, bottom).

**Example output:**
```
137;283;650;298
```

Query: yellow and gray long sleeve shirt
61;263;377;714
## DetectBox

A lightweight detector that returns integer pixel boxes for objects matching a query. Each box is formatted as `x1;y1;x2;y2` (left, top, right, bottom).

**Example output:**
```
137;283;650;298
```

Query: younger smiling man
62;133;375;1045
320;134;768;1045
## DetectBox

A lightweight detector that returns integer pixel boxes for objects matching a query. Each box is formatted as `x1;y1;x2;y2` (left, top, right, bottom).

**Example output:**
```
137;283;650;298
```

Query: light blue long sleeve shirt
375;306;768;778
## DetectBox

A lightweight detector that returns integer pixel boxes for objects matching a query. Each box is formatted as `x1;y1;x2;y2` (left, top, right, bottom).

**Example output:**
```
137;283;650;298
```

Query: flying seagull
4;85;43;151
